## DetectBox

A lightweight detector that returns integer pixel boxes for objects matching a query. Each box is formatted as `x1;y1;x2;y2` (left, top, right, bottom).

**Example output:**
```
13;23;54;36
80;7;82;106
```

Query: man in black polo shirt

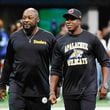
0;8;56;110
49;8;110;110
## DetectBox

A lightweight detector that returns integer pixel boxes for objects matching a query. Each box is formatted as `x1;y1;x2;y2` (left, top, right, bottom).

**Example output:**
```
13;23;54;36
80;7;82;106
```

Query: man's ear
37;17;40;23
78;19;81;25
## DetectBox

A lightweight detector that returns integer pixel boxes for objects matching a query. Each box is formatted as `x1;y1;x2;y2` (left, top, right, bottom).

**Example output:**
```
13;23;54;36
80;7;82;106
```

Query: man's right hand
49;92;57;105
0;89;6;100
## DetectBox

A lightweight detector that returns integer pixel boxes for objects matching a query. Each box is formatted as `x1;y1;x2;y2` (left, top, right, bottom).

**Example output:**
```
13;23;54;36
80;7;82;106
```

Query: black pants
64;94;96;110
9;92;51;110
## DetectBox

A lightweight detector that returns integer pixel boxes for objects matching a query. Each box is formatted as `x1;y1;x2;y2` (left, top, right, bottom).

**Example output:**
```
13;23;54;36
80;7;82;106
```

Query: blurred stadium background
0;0;110;34
0;0;110;110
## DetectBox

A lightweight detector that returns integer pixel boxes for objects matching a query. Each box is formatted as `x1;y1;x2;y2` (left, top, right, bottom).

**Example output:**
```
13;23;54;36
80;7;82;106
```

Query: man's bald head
23;8;39;18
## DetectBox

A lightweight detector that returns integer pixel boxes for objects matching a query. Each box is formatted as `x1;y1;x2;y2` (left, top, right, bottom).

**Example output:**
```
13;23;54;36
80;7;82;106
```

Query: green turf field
0;94;110;108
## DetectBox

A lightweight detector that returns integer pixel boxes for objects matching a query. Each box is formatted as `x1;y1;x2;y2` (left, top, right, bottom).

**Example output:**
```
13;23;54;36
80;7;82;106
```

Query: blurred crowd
0;19;22;73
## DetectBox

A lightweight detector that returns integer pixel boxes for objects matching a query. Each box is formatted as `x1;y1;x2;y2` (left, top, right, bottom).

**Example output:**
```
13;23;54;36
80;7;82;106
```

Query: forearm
50;75;60;95
101;66;109;85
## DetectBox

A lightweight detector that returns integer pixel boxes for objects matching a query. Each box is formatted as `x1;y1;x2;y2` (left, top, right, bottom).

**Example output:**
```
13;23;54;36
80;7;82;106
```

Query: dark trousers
9;92;51;110
64;94;96;110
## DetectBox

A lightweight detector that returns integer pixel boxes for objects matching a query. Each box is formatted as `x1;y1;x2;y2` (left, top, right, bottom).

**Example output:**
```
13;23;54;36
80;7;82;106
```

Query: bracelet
101;85;108;90
101;83;109;89
49;91;55;95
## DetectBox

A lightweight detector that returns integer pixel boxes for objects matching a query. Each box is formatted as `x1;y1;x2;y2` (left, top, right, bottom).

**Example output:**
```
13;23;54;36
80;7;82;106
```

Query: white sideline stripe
52;107;110;110
1;107;110;110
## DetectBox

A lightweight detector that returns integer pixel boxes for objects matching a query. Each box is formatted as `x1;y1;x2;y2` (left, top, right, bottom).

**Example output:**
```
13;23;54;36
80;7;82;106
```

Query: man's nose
24;18;30;22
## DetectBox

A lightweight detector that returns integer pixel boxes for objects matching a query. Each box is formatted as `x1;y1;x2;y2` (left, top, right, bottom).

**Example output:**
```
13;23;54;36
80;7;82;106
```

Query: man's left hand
98;86;108;99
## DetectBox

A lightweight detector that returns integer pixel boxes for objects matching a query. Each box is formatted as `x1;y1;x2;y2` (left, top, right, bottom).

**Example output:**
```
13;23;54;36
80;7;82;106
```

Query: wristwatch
102;83;109;89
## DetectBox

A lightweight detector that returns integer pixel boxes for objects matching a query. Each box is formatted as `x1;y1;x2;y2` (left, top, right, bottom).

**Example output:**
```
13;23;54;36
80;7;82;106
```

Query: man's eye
29;17;35;19
22;17;26;20
22;16;34;20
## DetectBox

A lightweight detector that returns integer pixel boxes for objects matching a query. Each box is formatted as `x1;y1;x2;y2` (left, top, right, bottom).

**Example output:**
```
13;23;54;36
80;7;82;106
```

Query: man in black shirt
49;8;110;110
0;8;56;110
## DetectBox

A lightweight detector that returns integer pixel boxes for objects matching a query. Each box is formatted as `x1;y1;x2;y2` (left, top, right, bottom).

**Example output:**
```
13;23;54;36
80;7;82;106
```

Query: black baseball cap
63;8;82;19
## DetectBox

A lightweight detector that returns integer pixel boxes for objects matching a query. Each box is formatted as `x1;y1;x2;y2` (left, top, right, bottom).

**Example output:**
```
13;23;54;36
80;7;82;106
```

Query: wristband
49;91;55;95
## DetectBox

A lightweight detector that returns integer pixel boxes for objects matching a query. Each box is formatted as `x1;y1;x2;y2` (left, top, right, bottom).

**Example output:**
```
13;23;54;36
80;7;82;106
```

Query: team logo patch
68;9;74;14
33;40;47;45
69;49;83;59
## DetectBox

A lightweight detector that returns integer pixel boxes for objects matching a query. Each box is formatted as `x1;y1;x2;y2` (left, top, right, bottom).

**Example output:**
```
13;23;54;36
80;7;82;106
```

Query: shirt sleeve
93;36;110;67
0;39;14;89
51;42;64;77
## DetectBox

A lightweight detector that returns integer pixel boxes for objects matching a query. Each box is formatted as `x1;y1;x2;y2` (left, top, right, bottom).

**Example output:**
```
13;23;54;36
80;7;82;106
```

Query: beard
23;25;36;36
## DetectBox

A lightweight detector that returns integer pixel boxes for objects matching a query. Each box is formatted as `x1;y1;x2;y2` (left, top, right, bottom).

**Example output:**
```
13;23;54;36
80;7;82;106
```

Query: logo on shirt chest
33;40;47;45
